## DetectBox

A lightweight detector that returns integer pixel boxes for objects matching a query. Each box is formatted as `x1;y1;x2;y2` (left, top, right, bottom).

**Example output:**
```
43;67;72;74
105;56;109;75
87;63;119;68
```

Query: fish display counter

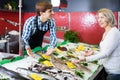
0;41;103;80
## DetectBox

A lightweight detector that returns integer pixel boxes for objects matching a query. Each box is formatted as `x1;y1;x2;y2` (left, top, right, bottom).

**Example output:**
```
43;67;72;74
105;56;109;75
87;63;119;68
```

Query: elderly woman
73;8;120;80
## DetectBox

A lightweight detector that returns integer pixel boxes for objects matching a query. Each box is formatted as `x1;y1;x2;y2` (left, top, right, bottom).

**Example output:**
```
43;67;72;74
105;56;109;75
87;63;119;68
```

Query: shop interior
0;0;120;80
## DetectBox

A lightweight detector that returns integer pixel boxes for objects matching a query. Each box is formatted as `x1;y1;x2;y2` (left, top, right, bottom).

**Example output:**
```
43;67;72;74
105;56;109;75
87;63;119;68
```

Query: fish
0;66;29;80
16;67;57;80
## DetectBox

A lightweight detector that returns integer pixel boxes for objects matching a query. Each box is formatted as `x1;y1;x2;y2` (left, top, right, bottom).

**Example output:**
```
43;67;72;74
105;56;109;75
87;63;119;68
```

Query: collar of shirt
37;16;50;31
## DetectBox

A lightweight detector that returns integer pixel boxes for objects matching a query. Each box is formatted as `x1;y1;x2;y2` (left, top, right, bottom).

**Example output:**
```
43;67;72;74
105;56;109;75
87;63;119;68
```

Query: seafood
16;67;57;80
26;63;81;80
57;46;67;51
0;66;29;80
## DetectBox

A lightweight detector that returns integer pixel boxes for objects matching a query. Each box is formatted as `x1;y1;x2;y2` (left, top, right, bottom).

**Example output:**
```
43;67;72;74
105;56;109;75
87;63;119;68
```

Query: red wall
0;11;24;35
0;11;118;44
54;12;118;44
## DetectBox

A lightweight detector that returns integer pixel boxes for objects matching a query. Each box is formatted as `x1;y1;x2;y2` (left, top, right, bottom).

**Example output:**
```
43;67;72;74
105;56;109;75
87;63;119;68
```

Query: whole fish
16;67;57;80
0;66;29;80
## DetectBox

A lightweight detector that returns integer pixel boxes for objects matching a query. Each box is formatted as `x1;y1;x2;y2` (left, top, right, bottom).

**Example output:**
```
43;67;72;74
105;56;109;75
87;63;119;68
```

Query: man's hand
45;48;55;56
26;47;35;58
83;50;94;57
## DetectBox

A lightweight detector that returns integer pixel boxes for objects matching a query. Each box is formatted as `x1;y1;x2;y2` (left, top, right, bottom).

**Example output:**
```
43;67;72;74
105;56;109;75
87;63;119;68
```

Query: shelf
0;0;19;12
0;9;19;12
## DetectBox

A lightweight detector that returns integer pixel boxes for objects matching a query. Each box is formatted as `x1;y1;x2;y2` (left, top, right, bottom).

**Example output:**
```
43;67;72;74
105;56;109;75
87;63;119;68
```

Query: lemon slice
42;60;54;67
29;73;42;80
55;48;63;54
41;54;50;60
66;61;76;69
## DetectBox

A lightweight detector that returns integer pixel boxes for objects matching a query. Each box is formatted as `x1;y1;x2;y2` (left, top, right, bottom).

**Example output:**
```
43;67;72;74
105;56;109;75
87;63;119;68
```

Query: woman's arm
86;29;120;62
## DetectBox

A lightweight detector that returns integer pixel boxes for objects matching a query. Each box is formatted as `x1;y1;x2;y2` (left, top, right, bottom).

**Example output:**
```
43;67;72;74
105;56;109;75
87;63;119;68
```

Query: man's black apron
28;16;50;49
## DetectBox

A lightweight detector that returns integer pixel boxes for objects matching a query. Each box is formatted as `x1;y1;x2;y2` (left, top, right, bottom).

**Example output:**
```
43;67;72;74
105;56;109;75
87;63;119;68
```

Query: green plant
9;1;18;10
64;30;80;43
75;70;84;78
80;62;88;66
38;57;48;63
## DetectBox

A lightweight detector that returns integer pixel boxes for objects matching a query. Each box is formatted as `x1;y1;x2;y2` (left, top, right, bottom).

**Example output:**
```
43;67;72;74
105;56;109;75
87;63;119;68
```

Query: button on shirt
22;16;57;48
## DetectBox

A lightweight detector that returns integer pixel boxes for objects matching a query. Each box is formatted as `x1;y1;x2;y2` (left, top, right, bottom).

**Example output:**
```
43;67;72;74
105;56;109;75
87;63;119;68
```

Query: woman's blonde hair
97;8;117;27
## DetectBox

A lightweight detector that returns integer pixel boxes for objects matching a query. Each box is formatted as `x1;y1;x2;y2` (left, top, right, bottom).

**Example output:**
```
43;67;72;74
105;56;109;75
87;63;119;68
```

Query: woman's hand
26;47;35;58
45;48;55;56
83;50;94;56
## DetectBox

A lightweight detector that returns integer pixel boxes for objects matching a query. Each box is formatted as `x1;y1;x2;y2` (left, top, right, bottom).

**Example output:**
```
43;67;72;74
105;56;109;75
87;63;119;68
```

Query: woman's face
97;13;109;28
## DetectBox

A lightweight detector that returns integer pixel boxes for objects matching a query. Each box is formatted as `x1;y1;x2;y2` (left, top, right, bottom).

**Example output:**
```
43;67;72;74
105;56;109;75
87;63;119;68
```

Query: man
22;1;57;57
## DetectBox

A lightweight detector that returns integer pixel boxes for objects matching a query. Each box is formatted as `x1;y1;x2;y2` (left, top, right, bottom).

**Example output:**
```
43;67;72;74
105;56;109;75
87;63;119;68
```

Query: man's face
42;9;54;19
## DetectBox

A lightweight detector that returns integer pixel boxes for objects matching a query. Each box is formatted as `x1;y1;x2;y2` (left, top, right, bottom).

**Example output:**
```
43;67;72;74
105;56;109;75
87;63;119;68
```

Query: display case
0;42;103;80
